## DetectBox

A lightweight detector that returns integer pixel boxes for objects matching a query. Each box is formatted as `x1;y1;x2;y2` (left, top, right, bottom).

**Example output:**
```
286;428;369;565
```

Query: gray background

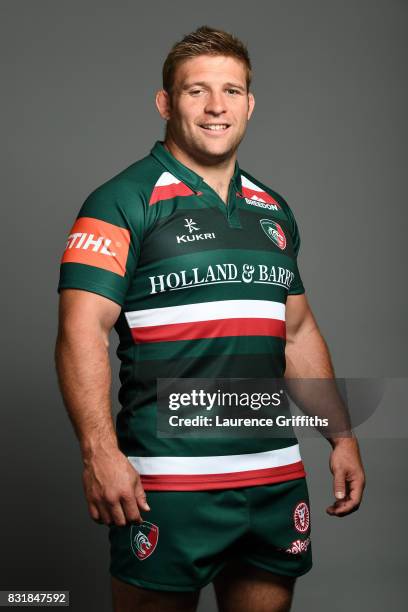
1;0;407;610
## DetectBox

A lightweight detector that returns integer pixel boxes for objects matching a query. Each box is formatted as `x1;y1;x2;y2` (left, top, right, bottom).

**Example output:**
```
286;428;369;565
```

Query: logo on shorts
130;522;159;560
285;537;311;555
260;219;286;250
293;502;310;533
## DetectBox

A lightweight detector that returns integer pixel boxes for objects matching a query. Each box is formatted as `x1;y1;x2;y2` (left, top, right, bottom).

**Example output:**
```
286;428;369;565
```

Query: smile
200;124;230;131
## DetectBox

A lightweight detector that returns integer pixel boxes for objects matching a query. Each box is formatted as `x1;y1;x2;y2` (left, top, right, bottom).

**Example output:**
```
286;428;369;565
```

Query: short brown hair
162;26;252;94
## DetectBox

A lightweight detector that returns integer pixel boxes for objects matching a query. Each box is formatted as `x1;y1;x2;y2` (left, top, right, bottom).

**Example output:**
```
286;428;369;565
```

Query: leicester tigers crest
260;218;287;250
130;521;159;560
293;502;310;533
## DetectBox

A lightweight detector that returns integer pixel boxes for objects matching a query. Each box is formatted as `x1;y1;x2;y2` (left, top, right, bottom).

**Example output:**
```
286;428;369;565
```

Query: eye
189;89;203;96
226;88;240;95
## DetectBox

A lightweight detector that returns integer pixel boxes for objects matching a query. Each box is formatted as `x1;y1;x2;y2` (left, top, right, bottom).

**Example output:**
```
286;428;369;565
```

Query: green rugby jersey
58;141;306;491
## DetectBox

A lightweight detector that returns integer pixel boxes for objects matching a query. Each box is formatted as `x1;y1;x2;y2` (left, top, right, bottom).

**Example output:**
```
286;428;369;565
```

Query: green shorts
109;477;312;592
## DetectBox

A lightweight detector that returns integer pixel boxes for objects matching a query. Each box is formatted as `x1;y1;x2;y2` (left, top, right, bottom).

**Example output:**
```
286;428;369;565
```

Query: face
156;54;255;164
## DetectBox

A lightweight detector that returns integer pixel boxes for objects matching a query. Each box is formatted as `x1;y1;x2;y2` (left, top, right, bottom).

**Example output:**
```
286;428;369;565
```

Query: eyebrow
181;81;247;92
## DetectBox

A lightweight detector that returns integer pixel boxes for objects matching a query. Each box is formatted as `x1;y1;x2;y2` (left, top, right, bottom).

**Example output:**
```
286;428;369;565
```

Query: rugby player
55;26;365;612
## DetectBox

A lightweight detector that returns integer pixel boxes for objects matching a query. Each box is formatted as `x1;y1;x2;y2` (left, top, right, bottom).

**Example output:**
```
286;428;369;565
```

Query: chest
127;197;298;309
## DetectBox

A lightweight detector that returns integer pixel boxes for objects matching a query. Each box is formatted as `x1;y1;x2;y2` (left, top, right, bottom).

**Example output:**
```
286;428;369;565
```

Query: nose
204;90;226;115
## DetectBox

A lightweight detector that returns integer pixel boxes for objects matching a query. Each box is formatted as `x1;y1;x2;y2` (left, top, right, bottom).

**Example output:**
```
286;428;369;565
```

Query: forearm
55;322;118;461
284;290;365;514
285;323;352;444
285;322;334;378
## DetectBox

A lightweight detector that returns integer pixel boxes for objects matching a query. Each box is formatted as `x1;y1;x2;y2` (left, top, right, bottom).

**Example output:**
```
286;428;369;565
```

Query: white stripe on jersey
128;445;301;476
125;299;285;329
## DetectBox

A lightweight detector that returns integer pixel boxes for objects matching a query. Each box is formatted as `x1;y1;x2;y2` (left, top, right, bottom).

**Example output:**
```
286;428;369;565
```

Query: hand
326;437;365;517
82;446;150;527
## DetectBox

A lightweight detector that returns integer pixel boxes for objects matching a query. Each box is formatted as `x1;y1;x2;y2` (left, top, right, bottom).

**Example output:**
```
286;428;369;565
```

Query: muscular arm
285;293;365;516
55;289;149;526
285;294;334;378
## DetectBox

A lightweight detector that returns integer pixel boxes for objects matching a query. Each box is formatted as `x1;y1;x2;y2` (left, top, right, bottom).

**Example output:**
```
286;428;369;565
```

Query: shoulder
239;168;297;222
82;153;163;214
239;167;302;254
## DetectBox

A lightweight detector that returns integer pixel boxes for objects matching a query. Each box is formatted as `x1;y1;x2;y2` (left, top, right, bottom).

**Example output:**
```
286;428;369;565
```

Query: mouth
199;123;230;132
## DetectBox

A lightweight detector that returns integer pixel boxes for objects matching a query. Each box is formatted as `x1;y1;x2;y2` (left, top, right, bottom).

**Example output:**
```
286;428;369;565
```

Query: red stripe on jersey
149;182;195;205
130;317;286;343
141;461;306;491
241;186;280;206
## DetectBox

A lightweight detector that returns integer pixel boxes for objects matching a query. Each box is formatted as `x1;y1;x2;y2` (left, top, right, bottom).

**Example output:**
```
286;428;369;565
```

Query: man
55;26;365;612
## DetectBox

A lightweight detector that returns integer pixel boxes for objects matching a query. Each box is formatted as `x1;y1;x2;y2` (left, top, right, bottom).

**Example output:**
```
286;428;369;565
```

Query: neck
164;138;236;204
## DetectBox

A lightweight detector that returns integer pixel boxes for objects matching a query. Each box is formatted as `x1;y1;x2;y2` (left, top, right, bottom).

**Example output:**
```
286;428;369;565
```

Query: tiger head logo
130;522;159;560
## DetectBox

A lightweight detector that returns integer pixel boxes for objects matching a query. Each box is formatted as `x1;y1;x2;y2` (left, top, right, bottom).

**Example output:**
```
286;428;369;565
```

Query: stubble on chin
188;130;245;165
167;120;246;166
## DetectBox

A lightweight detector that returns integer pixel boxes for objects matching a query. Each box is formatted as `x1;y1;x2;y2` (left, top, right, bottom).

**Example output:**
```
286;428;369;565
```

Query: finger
104;499;128;527
121;494;143;524
88;502;100;522
333;469;347;501
326;495;359;516
97;502;114;526
327;472;365;516
327;502;359;516
134;480;150;512
348;475;365;506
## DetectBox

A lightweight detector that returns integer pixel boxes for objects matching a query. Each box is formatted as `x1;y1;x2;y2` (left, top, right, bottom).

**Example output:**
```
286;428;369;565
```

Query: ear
247;92;255;120
155;89;171;120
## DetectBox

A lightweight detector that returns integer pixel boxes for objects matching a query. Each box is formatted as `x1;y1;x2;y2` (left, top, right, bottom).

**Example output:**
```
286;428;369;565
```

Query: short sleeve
58;183;142;306
285;204;305;296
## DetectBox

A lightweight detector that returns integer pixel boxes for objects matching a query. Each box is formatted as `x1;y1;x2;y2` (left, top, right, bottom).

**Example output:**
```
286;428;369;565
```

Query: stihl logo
66;233;116;256
61;216;130;277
